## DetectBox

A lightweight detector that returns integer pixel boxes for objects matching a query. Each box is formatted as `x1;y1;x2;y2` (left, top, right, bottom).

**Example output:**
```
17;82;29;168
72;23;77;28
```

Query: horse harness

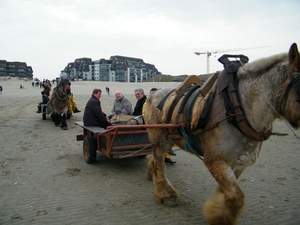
52;86;69;101
157;80;216;159
217;54;272;141
279;69;300;114
156;54;292;159
49;80;71;105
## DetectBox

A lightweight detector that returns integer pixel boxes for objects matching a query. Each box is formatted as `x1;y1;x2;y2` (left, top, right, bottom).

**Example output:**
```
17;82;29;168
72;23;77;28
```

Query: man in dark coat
83;89;110;128
132;88;147;116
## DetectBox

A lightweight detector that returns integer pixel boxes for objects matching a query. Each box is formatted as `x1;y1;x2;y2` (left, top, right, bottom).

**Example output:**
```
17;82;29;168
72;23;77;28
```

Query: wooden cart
75;121;181;164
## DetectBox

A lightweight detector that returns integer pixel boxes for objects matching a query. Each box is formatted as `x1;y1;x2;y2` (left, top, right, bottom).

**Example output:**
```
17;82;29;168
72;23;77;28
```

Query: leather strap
227;75;271;141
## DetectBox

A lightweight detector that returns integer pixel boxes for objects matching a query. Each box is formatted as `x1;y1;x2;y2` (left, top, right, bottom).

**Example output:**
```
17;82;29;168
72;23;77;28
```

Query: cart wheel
83;137;97;164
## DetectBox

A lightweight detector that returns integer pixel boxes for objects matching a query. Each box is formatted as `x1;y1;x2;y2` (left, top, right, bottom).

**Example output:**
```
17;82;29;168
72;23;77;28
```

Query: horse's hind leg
147;138;178;207
61;114;68;130
204;161;245;225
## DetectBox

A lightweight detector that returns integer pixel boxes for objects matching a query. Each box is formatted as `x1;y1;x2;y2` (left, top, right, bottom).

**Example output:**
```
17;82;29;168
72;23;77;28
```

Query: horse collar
53;88;68;101
218;54;271;141
225;73;271;141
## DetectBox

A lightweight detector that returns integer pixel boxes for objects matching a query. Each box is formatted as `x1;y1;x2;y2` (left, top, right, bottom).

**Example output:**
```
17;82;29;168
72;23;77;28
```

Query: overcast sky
0;0;299;80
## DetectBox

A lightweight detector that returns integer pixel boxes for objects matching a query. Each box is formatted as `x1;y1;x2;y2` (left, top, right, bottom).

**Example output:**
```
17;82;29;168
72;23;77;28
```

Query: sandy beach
0;77;300;225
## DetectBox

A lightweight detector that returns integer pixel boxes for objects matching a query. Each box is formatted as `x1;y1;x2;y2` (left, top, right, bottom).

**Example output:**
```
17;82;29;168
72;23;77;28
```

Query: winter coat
42;94;49;104
133;95;147;116
83;95;108;128
111;96;133;116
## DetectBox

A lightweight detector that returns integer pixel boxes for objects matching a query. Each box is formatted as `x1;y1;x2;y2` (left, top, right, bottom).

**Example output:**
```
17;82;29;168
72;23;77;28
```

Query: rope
119;143;154;158
179;124;203;160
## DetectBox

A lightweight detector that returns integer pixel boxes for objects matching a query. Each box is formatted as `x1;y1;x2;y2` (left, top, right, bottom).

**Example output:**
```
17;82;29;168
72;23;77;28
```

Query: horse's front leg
204;160;245;225
54;113;60;126
60;113;68;130
147;140;178;207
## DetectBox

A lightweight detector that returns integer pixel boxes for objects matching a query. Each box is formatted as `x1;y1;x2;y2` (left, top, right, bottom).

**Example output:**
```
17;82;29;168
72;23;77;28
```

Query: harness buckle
226;113;238;123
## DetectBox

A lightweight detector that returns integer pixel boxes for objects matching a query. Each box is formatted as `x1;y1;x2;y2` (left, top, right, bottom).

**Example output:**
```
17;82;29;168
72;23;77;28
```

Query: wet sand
0;77;300;225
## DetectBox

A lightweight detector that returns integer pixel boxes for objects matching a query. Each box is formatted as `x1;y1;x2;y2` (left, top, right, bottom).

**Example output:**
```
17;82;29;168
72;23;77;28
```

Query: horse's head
59;79;71;95
281;43;300;129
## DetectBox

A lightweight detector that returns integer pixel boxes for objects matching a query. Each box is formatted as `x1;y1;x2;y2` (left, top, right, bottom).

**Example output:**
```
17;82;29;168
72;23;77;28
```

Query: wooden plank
175;75;201;94
75;121;106;134
199;72;219;96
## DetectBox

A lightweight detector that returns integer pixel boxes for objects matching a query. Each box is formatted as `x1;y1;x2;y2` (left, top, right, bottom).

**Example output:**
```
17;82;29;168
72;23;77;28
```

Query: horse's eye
297;99;300;103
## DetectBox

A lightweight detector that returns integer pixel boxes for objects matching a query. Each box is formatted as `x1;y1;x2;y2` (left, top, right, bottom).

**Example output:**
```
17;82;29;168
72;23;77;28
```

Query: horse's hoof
55;124;60;127
162;197;178;208
62;126;68;130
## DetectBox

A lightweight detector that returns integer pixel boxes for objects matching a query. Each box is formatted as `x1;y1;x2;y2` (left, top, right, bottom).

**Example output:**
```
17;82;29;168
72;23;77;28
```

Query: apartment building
60;58;92;80
0;60;33;79
60;56;159;82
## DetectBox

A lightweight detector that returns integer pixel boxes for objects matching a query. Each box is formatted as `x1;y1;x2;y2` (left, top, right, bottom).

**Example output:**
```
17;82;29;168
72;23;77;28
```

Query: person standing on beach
83;89;111;128
106;87;110;95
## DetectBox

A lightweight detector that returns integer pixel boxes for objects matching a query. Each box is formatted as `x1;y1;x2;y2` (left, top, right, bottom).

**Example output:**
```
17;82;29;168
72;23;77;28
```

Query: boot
168;149;177;156
74;108;81;113
36;105;41;113
164;158;176;164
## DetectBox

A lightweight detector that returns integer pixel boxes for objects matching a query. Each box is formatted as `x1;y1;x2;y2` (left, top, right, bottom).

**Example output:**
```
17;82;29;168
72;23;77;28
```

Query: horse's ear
288;43;300;70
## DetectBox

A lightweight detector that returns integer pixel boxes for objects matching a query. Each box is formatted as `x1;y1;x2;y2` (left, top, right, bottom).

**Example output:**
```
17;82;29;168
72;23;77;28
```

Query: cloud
0;0;299;79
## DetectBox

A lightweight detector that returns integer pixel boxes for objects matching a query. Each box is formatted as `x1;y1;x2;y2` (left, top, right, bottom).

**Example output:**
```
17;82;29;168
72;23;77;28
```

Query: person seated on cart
132;88;147;116
130;88;176;164
68;92;81;114
36;91;49;113
83;88;112;129
43;79;52;97
108;90;133;119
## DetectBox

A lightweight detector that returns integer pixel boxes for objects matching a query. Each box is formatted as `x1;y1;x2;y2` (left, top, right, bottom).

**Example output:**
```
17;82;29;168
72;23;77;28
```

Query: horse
144;43;300;225
49;79;71;130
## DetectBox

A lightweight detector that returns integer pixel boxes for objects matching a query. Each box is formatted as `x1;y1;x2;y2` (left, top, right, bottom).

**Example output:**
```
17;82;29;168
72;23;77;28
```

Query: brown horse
144;43;300;225
50;79;71;130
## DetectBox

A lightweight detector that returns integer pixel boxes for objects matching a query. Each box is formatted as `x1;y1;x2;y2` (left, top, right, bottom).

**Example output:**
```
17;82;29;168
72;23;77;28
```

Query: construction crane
194;46;271;74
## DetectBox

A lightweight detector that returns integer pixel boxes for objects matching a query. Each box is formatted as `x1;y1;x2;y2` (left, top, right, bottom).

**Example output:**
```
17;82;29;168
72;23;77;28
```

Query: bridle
54;80;70;101
279;69;300;114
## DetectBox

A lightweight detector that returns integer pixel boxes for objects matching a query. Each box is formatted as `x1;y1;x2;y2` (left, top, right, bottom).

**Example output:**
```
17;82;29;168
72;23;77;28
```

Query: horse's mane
238;53;288;78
